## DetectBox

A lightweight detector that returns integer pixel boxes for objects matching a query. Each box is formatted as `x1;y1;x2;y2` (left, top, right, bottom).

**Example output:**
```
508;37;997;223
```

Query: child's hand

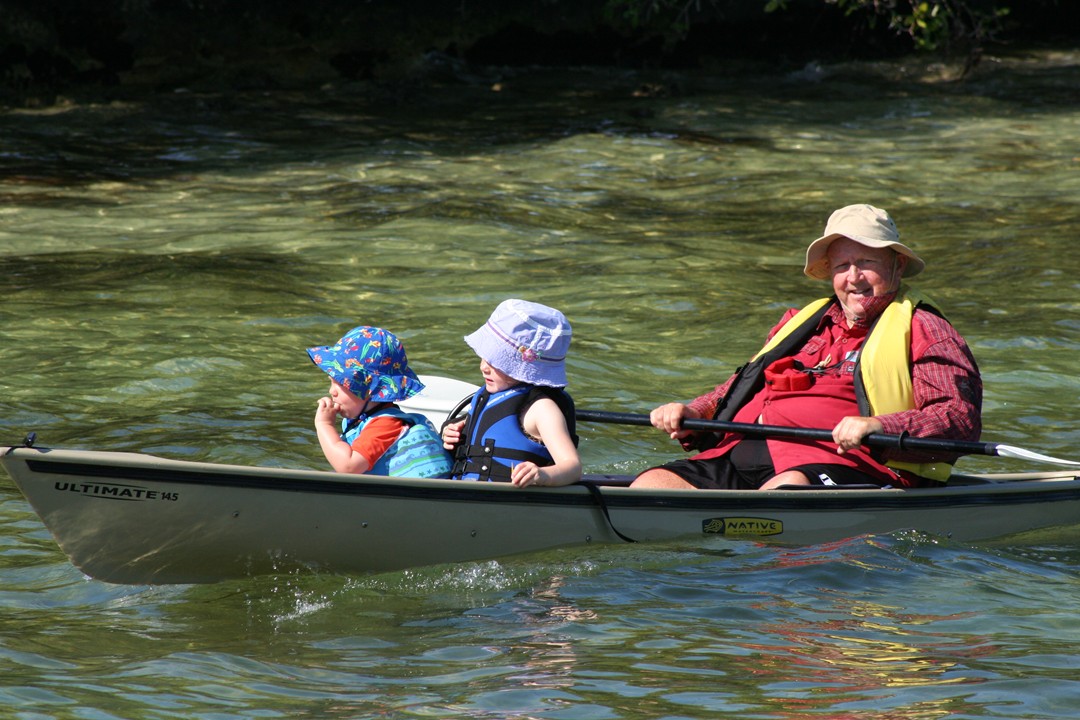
441;419;465;450
314;396;339;426
510;461;542;487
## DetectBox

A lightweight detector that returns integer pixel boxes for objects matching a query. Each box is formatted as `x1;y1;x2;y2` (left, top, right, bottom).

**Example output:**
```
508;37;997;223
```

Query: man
632;204;982;490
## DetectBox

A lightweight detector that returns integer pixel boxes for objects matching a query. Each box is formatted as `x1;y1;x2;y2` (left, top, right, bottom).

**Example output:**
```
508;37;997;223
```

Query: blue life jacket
342;405;453;478
451;385;577;482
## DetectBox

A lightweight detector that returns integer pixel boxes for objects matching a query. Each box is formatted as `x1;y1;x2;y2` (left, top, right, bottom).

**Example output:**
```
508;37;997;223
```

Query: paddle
576;409;1080;468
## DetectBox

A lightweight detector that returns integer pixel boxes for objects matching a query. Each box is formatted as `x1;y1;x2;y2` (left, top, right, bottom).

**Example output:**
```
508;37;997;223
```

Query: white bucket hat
804;204;925;280
464;299;571;388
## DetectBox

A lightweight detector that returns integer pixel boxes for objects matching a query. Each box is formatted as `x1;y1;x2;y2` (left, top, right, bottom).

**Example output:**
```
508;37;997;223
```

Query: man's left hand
832;416;884;453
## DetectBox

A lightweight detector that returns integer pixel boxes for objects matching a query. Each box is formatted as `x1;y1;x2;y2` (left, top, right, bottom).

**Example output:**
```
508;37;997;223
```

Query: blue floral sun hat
307;326;424;403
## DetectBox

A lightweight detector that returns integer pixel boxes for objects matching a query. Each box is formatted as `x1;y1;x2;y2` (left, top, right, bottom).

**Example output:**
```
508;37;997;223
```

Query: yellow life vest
752;285;952;482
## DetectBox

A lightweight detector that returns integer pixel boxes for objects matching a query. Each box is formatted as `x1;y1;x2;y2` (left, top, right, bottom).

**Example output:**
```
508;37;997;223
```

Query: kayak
3;443;1080;585
2;376;1078;585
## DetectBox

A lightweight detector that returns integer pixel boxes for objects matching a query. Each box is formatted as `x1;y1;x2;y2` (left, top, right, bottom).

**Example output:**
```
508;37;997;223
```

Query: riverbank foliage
0;0;1075;105
605;0;1008;54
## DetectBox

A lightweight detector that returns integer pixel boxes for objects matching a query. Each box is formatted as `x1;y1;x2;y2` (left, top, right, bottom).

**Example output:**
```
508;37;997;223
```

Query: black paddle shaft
576;409;1002;457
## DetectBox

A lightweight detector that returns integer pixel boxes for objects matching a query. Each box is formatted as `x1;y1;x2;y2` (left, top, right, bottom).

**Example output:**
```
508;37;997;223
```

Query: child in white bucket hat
441;299;581;487
308;325;452;478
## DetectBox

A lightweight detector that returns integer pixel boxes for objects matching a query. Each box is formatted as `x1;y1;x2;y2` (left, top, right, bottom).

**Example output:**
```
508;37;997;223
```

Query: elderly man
632;204;982;490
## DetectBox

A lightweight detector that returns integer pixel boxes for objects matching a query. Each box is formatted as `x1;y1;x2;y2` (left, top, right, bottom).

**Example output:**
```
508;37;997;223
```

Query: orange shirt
350;416;408;467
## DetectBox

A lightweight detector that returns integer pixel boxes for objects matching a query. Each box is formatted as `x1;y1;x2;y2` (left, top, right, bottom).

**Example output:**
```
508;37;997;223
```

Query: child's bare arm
514;398;581;487
314;398;373;474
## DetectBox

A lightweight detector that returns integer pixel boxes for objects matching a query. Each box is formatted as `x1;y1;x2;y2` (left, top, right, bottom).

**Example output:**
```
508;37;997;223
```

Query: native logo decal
54;481;179;502
703;517;783;537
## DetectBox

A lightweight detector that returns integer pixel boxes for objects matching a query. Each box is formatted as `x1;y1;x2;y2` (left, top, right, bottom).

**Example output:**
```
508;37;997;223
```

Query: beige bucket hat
804;204;925;280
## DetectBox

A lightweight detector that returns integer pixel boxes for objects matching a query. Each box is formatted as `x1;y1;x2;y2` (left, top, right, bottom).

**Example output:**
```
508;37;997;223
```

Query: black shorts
789;463;889;487
649;438;774;490
648;438;887;490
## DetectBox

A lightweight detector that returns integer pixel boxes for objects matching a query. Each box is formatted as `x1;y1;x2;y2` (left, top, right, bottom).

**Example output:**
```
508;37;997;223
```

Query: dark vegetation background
1;0;1078;106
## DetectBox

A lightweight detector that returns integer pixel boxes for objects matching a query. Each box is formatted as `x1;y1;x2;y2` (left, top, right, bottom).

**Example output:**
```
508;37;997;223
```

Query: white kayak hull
3;445;1080;585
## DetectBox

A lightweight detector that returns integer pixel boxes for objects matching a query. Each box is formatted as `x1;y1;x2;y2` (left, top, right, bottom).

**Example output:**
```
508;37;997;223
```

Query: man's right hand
649;402;701;440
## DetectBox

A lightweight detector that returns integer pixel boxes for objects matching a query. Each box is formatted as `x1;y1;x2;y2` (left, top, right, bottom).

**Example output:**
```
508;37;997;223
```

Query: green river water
1;52;1079;718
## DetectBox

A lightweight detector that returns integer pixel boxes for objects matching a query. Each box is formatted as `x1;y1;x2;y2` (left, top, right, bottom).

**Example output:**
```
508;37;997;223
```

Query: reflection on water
1;51;1080;718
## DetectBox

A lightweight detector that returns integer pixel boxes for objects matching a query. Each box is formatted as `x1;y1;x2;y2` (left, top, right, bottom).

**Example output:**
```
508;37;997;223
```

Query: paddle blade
994;444;1080;467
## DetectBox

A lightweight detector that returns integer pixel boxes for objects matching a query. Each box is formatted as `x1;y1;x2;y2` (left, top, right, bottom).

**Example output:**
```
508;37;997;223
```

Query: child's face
328;379;367;419
479;359;520;393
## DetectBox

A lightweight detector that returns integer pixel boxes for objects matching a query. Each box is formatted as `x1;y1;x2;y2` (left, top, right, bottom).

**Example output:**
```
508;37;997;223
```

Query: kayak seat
577;476;1000;490
944;474;996;486
775;483;884;490
580;474;635;487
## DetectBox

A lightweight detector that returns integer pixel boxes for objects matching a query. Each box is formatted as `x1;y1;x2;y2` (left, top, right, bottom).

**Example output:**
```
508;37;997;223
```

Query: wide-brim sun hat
307;326;424;403
804;203;925;280
464;299;571;388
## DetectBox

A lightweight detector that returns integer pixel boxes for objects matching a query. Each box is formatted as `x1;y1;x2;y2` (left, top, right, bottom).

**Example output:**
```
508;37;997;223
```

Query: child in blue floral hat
307;326;452;478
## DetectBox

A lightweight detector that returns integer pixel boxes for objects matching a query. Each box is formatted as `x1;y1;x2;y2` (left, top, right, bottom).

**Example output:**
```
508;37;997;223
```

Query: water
2;52;1080;717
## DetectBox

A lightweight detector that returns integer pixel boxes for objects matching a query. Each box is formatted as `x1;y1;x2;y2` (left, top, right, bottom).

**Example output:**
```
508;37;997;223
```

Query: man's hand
832;416;884;453
650;402;701;441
